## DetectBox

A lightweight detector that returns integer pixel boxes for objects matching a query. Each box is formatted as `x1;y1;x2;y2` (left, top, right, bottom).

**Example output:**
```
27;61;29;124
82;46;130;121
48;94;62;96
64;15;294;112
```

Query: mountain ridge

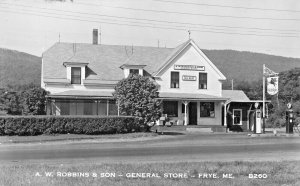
0;47;299;89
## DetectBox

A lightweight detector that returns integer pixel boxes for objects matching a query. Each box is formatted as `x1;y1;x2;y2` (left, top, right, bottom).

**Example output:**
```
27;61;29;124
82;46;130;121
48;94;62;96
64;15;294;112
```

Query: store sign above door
174;65;205;71
182;75;196;81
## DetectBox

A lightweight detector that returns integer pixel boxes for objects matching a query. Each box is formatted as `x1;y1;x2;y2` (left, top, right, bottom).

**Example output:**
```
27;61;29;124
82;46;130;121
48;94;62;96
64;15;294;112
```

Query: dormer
63;62;89;85
120;64;146;78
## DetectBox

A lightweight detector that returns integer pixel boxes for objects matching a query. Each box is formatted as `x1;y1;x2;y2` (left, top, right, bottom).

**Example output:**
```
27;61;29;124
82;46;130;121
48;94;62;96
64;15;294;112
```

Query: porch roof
158;92;228;101
228;100;271;103
222;90;271;103
222;90;250;102
47;90;113;99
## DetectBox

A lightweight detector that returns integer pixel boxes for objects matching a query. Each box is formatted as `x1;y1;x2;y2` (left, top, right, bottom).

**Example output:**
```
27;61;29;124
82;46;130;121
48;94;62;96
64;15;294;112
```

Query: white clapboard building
42;36;260;131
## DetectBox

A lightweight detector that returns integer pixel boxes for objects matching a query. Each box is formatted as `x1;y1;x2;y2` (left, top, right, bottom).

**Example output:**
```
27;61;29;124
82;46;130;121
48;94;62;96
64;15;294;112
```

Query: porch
157;92;228;126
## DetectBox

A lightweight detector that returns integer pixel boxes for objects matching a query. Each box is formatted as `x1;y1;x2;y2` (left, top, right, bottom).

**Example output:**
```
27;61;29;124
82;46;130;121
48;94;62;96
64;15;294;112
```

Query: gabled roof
43;43;173;81
153;39;226;80
43;40;226;82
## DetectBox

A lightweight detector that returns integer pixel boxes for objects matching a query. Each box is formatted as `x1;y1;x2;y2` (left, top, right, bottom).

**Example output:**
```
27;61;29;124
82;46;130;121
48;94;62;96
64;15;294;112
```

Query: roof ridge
56;42;174;49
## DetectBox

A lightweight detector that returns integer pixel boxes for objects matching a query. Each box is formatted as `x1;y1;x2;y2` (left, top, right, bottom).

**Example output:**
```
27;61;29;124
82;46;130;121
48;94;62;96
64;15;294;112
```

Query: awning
158;92;228;101
47;90;114;99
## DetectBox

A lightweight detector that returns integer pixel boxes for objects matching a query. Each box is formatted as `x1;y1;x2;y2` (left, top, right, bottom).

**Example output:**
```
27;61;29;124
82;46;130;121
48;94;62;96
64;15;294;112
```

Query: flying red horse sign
263;65;279;95
267;76;279;95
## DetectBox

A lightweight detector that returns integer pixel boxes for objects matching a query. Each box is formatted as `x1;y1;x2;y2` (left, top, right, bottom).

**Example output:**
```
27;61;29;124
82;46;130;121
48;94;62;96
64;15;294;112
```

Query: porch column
106;100;109;116
182;101;189;126
224;102;227;127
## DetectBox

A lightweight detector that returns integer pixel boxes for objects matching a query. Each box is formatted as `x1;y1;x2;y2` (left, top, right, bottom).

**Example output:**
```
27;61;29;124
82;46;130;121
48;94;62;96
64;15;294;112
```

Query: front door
189;102;197;125
233;109;242;125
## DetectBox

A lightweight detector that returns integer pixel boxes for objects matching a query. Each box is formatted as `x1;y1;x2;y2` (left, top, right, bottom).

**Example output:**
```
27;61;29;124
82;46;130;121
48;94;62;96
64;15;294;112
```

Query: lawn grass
0;132;159;144
0;161;299;186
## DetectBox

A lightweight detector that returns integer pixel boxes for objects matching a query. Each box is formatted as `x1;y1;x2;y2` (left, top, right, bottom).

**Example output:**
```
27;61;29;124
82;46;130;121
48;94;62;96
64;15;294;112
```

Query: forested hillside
202;49;300;87
0;48;41;89
0;47;299;90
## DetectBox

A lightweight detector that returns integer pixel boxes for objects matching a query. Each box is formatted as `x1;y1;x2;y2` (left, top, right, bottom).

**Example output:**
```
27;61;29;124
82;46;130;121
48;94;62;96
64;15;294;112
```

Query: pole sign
174;65;205;71
182;75;197;81
267;76;279;95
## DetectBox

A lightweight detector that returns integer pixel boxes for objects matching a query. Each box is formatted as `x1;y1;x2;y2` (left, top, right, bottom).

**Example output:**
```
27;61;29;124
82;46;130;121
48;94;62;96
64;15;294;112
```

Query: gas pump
286;103;294;134
253;102;262;134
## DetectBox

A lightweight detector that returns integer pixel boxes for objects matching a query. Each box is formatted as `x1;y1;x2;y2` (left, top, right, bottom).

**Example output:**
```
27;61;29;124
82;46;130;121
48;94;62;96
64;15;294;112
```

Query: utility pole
231;79;234;90
99;26;101;44
263;64;266;133
188;30;191;39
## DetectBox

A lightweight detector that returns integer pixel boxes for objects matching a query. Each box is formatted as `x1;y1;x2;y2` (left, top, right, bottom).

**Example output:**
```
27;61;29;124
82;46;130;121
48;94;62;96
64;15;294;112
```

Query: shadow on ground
156;132;185;135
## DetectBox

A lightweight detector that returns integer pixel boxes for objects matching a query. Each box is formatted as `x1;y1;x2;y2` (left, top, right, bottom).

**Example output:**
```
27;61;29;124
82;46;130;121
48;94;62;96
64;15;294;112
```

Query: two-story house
42;37;264;131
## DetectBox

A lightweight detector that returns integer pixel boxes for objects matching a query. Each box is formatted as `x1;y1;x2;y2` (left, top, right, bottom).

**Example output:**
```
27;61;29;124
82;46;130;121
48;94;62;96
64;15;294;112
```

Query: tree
113;74;162;129
234;79;266;100
1;91;22;115
267;68;300;126
277;68;300;103
21;87;48;115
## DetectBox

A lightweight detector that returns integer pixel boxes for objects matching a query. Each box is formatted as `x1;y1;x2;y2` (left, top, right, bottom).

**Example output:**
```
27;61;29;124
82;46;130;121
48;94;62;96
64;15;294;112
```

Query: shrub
0;116;139;136
21;87;48;115
113;74;162;130
295;117;300;125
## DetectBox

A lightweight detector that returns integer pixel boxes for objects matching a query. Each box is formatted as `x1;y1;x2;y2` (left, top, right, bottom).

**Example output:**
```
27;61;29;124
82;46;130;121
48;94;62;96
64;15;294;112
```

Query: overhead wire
0;2;299;33
154;0;300;13
0;7;298;38
74;1;300;21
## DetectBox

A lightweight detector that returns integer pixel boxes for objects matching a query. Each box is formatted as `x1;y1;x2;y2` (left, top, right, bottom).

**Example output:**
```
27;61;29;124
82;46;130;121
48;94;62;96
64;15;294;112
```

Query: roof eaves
153;40;191;77
63;62;89;67
189;40;226;80
120;64;147;69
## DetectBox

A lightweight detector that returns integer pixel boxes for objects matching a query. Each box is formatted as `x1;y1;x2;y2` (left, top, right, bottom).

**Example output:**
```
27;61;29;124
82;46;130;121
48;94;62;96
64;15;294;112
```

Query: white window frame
64;62;88;85
233;109;242;125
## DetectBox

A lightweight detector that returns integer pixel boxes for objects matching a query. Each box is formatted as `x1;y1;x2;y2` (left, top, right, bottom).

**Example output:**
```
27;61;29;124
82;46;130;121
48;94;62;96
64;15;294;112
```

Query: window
59;100;70;115
199;73;207;89
163;101;178;117
75;100;97;115
83;100;97;115
98;100;108;116
129;69;139;75
71;67;81;84
233;109;242;125
108;100;118;115
170;71;179;88
200;102;214;117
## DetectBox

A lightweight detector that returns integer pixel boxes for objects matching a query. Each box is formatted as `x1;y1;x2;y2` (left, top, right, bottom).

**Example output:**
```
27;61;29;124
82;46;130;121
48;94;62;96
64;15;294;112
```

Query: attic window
171;71;179;88
129;69;139;75
199;73;207;89
71;67;81;84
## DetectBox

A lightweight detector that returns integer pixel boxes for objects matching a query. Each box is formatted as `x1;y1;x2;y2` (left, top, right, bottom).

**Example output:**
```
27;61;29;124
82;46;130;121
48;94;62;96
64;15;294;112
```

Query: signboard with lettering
267;76;278;95
182;75;197;81
174;65;205;71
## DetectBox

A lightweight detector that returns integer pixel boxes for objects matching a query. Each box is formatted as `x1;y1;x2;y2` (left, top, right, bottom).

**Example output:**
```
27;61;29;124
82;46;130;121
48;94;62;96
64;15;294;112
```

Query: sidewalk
0;132;162;144
248;128;300;137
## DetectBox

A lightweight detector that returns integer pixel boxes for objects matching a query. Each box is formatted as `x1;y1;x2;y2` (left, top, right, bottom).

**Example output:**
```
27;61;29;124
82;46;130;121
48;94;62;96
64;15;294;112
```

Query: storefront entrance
189;102;197;125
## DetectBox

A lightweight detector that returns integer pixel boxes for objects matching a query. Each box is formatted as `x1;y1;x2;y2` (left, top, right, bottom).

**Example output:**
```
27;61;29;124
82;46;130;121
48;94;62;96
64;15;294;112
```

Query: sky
0;0;299;58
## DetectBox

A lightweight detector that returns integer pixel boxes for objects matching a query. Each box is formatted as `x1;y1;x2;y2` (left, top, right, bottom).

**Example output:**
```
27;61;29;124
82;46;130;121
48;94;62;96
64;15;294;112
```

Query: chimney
93;29;98;45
